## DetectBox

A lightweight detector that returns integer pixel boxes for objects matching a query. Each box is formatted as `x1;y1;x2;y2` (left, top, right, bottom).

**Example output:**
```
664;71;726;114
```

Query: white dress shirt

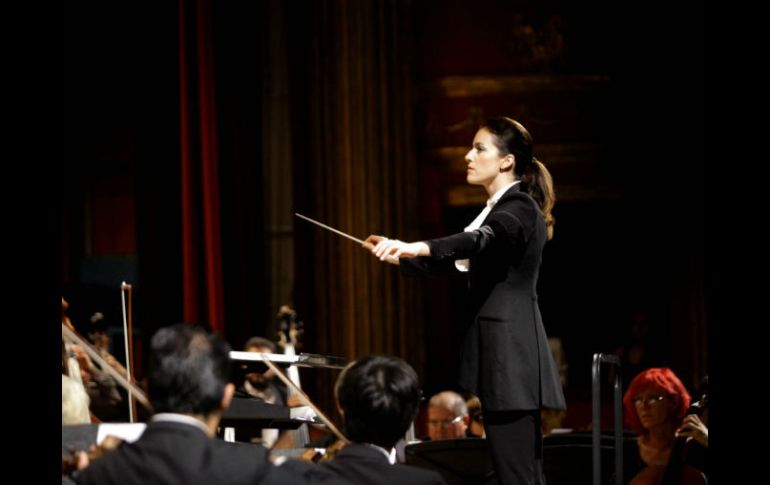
455;181;520;272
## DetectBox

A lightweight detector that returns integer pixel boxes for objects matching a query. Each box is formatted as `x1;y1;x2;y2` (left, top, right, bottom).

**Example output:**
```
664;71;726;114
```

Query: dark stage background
61;0;708;430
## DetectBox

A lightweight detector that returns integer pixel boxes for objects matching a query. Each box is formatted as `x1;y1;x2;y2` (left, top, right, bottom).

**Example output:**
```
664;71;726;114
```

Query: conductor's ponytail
521;158;555;240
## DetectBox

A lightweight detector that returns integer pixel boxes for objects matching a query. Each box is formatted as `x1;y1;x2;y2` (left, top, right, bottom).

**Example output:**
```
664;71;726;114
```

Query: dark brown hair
481;116;556;239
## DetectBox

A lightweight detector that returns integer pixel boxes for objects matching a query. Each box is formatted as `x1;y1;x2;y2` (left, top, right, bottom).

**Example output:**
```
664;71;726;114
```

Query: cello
270;305;350;459
273;305;312;448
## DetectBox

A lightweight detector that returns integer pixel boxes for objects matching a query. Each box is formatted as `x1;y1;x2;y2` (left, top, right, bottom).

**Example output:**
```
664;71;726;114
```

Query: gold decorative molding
445;185;487;207
427;143;608;172
427;75;610;98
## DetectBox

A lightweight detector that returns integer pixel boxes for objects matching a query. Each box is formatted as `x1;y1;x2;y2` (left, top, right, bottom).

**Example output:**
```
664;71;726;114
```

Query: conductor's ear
500;154;515;172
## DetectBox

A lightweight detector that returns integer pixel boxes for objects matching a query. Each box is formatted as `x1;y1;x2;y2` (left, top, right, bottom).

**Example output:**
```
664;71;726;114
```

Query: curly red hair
622;367;691;435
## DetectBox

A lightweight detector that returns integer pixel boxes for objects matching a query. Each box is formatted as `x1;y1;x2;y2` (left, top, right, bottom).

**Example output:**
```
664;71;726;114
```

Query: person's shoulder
497;187;537;210
211;438;270;461
75;436;269;485
393;463;447;484
271;459;356;485
490;190;539;227
205;440;273;484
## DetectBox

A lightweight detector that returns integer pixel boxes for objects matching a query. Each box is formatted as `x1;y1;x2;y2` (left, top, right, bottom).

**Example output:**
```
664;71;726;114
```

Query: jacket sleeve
399;195;537;274
425;207;529;261
398;224;500;277
399;254;457;276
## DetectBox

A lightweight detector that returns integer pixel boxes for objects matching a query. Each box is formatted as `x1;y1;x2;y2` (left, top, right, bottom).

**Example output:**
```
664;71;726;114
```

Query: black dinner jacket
74;420;280;485
402;184;566;412
319;443;447;485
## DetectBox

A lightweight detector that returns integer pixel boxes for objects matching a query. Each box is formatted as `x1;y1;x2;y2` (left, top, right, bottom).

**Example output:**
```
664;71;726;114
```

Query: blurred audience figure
237;336;289;406
465;395;485;438
426;391;469;441
613;311;662;387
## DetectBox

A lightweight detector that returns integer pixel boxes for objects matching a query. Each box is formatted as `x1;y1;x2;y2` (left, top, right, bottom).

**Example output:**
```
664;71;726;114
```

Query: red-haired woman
624;367;707;485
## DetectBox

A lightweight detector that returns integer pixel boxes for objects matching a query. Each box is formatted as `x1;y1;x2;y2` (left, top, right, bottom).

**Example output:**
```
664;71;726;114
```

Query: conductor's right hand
363;235;429;265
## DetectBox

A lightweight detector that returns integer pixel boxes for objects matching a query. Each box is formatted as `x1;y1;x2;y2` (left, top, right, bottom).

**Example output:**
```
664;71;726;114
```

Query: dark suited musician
318;354;446;485
73;323;341;485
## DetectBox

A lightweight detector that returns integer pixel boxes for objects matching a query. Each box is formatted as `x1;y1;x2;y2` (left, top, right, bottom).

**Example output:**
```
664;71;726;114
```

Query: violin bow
120;282;139;422
61;322;151;411
258;355;350;444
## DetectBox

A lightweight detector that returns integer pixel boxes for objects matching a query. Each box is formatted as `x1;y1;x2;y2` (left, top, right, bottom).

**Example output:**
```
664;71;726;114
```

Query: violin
61;435;124;476
298;436;348;463
61;316;151;411
61;294;151;415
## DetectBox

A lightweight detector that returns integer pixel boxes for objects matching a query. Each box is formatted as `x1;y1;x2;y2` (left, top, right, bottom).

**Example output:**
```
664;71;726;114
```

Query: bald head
427;391;468;440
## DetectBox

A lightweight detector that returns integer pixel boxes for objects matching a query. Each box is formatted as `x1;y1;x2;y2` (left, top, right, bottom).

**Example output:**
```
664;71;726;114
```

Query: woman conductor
364;116;566;484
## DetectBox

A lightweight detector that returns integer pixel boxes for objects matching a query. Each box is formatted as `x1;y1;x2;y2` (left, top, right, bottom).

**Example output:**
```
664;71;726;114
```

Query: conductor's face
465;128;508;187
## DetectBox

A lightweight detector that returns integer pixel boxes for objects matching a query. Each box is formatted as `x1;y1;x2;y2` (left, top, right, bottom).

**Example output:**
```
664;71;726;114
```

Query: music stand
543;431;641;485
404;438;497;484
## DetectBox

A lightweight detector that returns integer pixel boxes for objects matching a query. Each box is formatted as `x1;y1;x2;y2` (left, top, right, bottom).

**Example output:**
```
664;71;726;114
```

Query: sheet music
229;351;348;369
97;423;146;444
230;351;298;364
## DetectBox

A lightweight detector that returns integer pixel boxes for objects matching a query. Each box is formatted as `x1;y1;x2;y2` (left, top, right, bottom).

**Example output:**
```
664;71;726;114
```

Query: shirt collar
364;442;397;464
151;413;210;435
488;180;520;207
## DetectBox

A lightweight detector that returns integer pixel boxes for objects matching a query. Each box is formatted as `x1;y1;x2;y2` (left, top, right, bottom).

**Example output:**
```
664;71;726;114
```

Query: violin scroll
276;305;304;351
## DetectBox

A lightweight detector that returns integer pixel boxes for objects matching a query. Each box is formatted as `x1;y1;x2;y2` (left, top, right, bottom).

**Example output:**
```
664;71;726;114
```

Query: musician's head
243;336;278;389
466;394;485;438
427;391;469;440
148;324;234;420
335;354;421;449
623;367;691;435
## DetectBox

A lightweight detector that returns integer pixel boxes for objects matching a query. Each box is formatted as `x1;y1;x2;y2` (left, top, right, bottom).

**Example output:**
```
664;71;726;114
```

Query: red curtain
178;0;225;334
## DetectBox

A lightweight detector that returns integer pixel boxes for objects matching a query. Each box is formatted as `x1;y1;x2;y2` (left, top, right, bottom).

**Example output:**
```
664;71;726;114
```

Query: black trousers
484;409;543;485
